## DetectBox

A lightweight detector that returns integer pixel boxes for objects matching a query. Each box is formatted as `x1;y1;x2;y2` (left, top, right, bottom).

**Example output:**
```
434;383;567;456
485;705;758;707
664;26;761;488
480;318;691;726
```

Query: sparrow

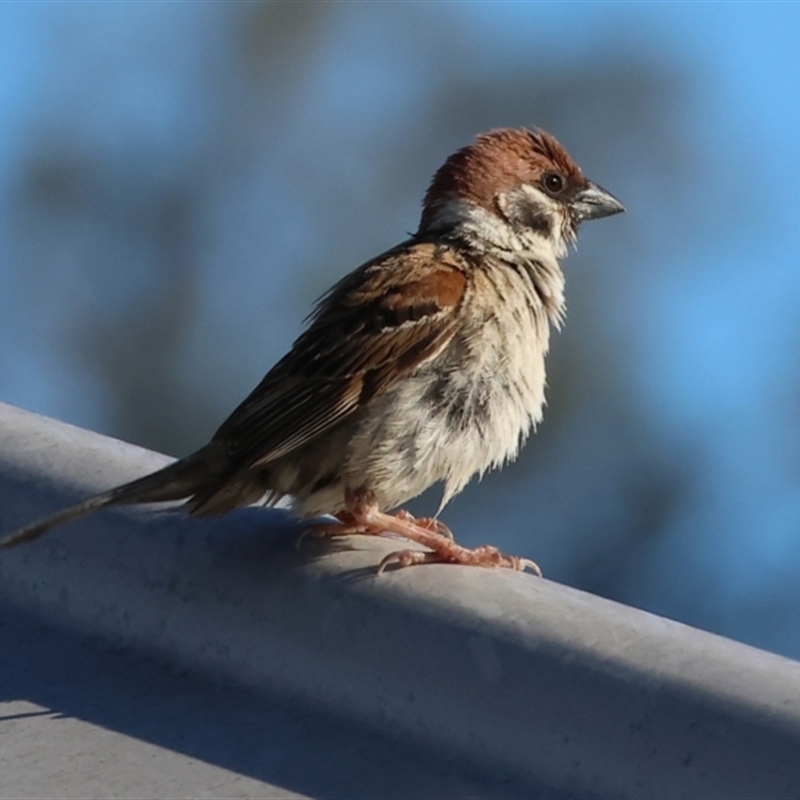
1;128;624;573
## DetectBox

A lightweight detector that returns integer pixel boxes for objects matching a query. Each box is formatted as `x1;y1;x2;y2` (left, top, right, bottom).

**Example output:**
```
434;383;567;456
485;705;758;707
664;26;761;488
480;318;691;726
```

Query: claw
377;548;446;574
519;558;543;577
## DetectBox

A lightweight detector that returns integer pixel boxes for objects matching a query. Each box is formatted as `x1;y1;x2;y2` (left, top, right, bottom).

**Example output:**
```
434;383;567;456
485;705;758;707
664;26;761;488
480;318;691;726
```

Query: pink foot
303;489;542;576
377;542;541;575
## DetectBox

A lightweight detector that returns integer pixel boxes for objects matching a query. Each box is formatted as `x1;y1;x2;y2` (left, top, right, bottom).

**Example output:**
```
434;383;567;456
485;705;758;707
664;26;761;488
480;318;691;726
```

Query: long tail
0;448;216;549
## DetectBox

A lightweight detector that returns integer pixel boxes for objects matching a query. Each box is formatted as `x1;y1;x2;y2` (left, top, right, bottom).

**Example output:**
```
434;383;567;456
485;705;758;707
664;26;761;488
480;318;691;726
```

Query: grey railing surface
1;400;799;799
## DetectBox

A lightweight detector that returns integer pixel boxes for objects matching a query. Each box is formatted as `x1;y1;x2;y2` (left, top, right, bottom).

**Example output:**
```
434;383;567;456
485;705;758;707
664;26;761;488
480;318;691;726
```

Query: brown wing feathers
0;241;469;543
212;241;468;469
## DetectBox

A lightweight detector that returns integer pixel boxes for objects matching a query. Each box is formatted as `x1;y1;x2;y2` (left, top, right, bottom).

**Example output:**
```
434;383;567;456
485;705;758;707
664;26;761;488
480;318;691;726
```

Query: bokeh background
2;2;800;658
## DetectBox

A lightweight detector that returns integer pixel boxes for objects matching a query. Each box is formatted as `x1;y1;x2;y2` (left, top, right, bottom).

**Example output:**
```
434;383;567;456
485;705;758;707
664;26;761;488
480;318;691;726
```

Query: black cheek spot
519;207;552;236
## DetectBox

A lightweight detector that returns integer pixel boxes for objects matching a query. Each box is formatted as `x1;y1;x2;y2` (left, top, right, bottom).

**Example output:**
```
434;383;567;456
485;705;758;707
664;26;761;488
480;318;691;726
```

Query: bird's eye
543;172;565;195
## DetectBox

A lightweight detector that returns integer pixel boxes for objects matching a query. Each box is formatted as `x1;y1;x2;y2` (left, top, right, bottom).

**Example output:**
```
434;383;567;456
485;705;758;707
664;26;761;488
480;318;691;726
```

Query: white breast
345;254;565;512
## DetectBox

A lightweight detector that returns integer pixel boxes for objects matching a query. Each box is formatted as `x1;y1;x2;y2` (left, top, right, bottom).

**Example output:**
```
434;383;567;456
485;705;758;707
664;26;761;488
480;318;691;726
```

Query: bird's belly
344;313;550;511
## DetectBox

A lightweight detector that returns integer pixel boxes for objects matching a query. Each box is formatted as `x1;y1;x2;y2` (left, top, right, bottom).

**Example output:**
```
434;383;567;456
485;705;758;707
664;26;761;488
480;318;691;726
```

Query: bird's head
419;127;624;258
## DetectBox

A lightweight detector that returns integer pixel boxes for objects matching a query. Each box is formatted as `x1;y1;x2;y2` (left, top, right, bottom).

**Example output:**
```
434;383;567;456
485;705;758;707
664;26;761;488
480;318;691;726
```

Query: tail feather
0;491;121;548
0;447;218;549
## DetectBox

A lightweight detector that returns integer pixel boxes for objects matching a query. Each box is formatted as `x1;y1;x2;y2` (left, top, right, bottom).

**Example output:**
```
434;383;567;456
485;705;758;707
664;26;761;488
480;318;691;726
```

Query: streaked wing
211;240;469;469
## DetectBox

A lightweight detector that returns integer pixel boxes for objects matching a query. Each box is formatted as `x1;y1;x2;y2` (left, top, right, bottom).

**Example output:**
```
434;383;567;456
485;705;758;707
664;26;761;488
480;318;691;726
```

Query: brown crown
420;128;585;230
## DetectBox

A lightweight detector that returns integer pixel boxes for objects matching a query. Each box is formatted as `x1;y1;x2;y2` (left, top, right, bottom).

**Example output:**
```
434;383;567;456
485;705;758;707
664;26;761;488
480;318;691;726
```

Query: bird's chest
345;260;561;509
428;271;552;468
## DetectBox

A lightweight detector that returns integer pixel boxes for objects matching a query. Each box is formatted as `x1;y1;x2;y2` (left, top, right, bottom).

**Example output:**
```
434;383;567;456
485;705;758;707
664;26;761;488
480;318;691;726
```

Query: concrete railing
1;400;799;799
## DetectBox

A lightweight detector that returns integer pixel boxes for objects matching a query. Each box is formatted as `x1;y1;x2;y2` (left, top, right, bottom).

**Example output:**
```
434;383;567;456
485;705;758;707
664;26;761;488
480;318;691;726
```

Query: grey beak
570;181;625;222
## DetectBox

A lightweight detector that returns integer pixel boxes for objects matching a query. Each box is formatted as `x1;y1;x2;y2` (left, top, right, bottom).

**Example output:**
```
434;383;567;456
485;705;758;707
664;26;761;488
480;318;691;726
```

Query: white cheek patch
430;198;557;255
503;184;571;258
516;183;558;211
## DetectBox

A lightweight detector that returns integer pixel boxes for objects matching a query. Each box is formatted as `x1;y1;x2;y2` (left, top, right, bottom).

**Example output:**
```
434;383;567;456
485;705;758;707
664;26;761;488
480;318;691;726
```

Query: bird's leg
308;505;452;540
393;509;454;540
305;488;541;575
296;509;370;549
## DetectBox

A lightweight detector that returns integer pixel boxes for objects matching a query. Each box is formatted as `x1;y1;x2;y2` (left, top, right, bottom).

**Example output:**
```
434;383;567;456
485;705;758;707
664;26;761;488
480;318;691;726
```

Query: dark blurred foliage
6;3;798;657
